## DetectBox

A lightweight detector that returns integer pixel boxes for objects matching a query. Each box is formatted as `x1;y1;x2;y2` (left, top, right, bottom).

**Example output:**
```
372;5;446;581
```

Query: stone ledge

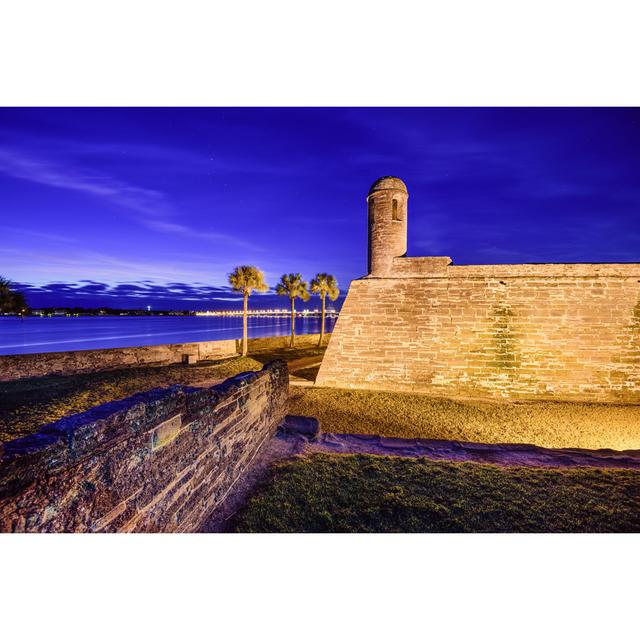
360;261;640;280
278;415;321;441
309;433;640;469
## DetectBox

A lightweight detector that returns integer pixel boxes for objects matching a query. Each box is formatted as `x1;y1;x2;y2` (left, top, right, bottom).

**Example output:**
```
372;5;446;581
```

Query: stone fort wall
316;177;640;403
0;360;288;532
317;262;640;402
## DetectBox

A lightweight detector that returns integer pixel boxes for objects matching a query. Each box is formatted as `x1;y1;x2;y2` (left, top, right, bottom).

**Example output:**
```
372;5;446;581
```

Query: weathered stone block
150;415;183;451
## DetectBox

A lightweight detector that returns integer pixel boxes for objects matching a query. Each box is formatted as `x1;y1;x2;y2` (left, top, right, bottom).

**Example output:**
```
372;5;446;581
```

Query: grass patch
240;333;326;359
232;453;640;533
289;387;640;451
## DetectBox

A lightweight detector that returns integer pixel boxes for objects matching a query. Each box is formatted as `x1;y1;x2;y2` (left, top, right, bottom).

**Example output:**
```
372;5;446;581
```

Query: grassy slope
0;337;326;442
289;387;640;450
232;453;640;533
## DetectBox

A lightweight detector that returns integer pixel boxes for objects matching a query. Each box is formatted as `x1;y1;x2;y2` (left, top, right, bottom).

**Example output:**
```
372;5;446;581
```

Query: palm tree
0;277;9;304
275;273;310;348
228;266;269;356
0;277;27;315
310;273;339;347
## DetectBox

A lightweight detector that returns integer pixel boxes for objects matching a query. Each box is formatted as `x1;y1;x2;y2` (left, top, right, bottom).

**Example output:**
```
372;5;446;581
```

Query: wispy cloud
0;245;235;284
2;226;79;244
0;148;257;249
0;148;164;210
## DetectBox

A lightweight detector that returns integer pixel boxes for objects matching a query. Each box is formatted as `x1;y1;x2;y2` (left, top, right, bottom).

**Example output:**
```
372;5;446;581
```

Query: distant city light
194;307;338;317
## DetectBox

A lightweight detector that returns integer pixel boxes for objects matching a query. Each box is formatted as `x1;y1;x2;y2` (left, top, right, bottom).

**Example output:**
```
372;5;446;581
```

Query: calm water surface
0;316;337;356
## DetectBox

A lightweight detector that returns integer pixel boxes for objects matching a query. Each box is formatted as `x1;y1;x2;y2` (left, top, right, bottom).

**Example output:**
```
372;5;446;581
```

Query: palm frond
228;265;269;294
310;273;340;300
0;277;28;314
275;272;310;300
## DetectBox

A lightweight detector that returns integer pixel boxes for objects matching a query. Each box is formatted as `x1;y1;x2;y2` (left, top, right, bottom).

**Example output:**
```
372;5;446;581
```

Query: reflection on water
0;315;338;355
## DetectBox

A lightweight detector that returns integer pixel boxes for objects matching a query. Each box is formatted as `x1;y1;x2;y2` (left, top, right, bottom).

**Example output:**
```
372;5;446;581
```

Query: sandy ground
288;386;640;450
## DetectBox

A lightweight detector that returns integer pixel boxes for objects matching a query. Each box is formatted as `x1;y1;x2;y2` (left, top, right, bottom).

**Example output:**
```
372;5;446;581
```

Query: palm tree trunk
242;292;248;356
318;292;326;347
290;297;295;348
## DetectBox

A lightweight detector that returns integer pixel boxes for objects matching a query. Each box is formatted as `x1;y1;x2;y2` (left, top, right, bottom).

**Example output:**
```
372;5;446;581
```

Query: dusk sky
1;107;638;310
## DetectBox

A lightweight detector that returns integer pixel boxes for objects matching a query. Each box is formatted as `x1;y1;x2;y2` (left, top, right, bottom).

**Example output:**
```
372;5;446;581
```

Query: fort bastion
316;176;640;402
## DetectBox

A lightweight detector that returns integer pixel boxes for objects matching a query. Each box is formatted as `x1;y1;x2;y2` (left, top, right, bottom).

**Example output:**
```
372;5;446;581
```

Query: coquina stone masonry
0;360;288;532
0;339;237;382
316;177;640;402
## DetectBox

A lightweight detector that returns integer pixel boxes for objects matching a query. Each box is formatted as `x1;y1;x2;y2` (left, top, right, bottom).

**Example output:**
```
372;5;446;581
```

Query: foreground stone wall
317;263;640;403
0;360;288;532
0;339;237;382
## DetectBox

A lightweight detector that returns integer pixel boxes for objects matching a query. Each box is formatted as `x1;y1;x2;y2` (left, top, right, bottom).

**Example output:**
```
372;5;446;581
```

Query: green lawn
0;336;326;442
289;387;640;451
232;453;640;533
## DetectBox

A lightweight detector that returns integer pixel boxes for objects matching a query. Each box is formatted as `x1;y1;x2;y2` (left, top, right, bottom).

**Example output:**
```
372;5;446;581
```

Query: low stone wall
0;360;288;533
0;339;237;382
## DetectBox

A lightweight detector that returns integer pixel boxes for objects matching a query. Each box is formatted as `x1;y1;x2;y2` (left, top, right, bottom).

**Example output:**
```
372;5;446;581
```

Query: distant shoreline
1;309;340;318
0;314;337;356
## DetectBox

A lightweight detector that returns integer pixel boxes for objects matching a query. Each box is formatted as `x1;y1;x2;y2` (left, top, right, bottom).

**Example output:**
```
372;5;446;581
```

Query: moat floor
229;448;640;533
203;428;640;532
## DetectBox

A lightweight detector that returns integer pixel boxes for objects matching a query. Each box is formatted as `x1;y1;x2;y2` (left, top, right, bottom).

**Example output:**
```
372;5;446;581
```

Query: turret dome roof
368;176;408;195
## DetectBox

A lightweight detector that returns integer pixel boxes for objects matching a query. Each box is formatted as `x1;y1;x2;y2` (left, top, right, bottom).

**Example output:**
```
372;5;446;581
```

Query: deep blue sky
1;107;638;310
